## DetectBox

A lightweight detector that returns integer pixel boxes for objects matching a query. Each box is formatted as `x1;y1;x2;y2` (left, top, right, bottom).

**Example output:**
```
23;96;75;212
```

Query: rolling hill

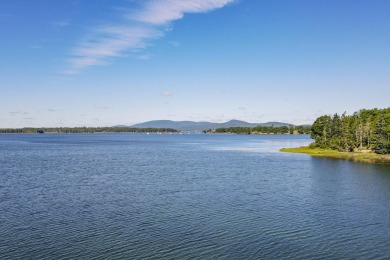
119;120;293;132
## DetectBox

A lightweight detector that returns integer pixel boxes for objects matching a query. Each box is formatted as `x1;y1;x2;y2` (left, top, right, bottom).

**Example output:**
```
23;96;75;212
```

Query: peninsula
281;107;390;163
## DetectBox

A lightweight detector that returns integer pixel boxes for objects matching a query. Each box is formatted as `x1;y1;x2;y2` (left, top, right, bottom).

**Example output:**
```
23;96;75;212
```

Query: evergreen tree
375;113;390;154
310;115;331;148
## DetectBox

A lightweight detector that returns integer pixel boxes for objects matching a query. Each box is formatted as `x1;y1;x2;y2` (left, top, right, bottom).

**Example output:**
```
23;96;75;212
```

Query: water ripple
1;134;390;259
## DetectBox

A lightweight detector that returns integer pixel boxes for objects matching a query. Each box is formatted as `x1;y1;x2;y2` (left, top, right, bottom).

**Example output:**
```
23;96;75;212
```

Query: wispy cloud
53;20;70;28
138;53;152;60
65;0;234;74
65;26;162;74
130;0;233;25
160;91;173;97
9;111;28;116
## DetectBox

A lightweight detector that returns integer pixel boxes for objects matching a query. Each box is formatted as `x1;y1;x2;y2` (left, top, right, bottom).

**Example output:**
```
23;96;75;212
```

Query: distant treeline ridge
0;127;179;134
204;125;311;135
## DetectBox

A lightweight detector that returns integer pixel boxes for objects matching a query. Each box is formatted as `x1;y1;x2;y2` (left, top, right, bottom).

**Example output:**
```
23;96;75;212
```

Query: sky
1;0;390;127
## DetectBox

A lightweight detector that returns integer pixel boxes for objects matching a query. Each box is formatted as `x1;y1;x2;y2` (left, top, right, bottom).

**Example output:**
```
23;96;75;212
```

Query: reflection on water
0;134;389;259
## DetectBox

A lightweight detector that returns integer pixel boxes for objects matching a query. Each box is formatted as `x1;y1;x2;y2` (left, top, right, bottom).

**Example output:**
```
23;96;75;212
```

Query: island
204;125;311;135
281;107;390;163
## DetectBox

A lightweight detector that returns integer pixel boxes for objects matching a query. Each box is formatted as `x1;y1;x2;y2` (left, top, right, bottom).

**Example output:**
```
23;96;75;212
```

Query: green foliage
310;115;332;148
311;108;390;154
374;113;390;154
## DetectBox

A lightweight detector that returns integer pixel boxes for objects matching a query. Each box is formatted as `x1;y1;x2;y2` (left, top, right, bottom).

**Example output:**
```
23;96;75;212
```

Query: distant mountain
126;120;293;132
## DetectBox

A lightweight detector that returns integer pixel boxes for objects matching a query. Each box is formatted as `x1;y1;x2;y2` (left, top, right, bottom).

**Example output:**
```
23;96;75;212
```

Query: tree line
204;125;311;135
310;108;390;154
0;127;179;134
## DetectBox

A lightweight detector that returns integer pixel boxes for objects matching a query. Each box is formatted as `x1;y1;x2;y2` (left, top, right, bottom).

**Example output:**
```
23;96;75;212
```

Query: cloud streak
65;0;234;74
53;20;70;28
160;91;173;97
9;111;28;116
131;0;234;25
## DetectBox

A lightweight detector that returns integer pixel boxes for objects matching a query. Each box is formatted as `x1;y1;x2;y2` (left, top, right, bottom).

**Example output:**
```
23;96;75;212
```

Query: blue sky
1;0;389;127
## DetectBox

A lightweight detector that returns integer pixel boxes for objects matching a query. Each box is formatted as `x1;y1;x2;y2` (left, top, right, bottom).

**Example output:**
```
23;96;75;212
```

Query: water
1;134;390;259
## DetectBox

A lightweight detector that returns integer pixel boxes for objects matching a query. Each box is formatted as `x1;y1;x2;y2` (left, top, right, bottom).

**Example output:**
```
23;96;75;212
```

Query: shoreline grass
280;146;390;164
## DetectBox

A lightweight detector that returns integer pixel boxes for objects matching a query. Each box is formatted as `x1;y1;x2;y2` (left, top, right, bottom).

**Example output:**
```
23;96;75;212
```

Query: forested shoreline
310;108;390;154
204;125;311;135
0;127;179;134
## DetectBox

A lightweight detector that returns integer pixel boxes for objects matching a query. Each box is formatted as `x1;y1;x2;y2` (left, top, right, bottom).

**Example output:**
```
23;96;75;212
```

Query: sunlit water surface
1;134;390;259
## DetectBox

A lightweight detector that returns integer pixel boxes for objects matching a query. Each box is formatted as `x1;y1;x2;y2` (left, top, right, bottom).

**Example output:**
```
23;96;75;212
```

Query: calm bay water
1;134;390;259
